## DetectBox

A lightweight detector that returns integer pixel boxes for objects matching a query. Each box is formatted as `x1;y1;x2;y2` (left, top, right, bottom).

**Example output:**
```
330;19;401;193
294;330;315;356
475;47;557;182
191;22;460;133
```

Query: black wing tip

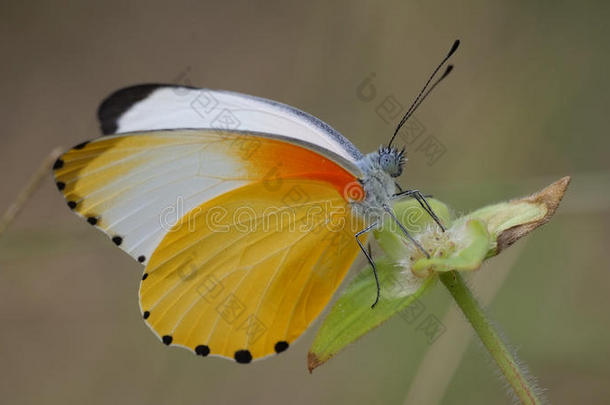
97;83;198;135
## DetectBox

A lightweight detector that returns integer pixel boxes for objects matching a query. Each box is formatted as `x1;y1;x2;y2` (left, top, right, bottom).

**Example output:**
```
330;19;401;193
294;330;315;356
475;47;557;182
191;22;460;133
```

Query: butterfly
53;40;458;364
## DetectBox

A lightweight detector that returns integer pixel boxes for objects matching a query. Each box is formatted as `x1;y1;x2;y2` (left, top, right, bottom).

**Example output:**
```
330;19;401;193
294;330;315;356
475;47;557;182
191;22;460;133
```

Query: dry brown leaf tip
307;352;322;373
497;176;571;253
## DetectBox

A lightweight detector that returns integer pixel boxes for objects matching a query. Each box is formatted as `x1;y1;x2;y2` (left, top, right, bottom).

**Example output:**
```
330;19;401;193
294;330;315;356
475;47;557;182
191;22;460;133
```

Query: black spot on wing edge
274;341;289;353
234;350;252;364
195;345;210;356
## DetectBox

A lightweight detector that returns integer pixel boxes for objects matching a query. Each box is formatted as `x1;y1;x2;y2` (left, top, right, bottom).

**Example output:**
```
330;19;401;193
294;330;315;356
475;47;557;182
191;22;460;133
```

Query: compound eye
380;153;395;169
379;150;404;177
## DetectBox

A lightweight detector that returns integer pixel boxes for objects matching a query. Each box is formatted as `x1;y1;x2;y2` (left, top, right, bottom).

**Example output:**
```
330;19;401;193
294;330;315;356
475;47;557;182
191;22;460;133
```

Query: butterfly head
378;146;406;178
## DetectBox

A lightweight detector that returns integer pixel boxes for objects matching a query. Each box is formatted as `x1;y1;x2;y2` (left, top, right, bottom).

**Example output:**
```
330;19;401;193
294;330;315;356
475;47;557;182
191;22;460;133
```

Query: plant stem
439;271;543;405
0;147;63;239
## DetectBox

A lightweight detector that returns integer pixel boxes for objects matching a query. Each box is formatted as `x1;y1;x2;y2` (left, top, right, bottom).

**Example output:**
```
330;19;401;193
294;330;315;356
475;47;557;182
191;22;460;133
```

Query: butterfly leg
391;189;446;232
355;223;381;308
382;204;431;259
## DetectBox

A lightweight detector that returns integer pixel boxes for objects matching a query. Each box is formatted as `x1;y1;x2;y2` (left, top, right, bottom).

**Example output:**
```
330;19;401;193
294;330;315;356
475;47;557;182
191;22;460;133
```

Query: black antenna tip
441;64;454;79
448;39;460;57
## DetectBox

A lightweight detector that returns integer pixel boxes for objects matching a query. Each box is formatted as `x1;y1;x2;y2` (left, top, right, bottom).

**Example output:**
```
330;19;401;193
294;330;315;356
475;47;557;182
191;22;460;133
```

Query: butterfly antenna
388;39;460;148
408;64;454;122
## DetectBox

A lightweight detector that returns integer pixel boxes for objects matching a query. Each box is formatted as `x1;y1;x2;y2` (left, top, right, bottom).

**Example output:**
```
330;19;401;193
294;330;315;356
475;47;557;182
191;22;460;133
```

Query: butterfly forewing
98;84;363;164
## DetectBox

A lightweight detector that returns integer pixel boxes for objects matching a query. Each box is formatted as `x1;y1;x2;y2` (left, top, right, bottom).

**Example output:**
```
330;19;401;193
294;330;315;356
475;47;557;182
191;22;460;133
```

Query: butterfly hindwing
140;178;366;362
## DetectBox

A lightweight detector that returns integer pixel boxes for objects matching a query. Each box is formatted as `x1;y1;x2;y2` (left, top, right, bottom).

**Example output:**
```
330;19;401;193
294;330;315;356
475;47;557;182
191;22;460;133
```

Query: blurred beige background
1;1;609;404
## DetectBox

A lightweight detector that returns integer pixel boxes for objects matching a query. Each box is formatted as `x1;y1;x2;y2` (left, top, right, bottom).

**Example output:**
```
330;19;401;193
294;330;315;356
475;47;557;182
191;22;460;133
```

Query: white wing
97;84;363;164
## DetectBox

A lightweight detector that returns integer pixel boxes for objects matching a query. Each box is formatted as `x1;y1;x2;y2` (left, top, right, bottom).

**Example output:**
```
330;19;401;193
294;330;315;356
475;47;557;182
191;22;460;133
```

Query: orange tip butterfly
53;40;459;364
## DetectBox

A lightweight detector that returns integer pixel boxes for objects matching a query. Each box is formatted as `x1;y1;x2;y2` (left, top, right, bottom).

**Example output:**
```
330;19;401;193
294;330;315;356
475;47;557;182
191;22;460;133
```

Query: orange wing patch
249;136;363;201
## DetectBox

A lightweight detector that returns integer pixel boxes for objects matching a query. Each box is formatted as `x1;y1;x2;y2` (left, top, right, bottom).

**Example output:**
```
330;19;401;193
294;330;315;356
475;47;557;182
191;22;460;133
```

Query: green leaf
308;256;436;372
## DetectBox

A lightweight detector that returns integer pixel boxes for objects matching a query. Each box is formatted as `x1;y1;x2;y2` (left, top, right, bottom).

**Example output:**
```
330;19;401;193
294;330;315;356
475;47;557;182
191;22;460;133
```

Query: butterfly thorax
352;149;401;223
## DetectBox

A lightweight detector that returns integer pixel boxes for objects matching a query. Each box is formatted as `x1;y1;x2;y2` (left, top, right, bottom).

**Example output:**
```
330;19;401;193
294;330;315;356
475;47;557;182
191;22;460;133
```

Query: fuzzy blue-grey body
352;147;406;223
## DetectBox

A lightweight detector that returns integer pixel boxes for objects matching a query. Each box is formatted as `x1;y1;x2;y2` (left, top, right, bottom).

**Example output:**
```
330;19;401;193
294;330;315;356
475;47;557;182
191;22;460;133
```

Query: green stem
439;271;543;405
